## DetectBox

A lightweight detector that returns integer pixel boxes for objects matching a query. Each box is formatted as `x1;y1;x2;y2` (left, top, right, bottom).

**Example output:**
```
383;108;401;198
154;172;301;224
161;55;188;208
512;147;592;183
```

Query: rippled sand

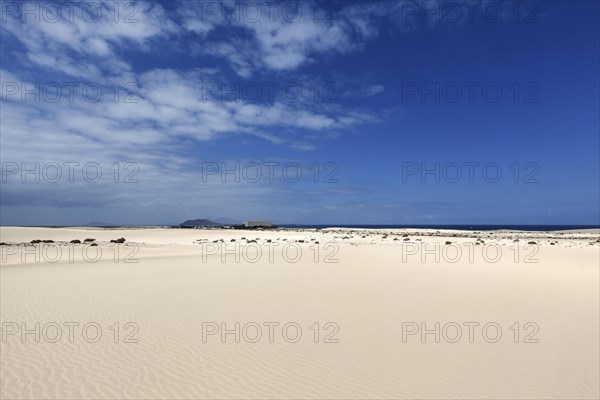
1;227;599;399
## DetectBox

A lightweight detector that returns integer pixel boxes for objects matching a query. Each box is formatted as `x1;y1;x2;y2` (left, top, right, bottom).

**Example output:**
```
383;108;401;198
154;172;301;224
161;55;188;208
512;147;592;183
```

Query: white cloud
0;1;388;221
1;1;177;80
289;141;316;151
1;68;376;162
183;1;384;76
201;41;256;78
365;84;385;96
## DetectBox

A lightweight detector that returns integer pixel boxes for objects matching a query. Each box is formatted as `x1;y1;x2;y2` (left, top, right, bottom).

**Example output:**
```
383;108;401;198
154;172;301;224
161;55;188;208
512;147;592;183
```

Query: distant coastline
2;224;599;232
281;224;600;232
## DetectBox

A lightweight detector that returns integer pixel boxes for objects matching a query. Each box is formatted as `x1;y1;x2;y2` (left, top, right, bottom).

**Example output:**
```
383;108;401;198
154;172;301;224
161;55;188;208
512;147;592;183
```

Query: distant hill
180;219;222;227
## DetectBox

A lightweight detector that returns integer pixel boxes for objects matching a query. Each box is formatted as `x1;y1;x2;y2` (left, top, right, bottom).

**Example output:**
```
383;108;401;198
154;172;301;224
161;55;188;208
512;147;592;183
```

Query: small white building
244;220;272;227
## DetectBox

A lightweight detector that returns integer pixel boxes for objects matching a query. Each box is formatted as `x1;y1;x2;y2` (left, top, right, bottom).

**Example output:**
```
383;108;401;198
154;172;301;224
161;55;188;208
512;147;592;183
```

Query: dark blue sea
279;225;599;231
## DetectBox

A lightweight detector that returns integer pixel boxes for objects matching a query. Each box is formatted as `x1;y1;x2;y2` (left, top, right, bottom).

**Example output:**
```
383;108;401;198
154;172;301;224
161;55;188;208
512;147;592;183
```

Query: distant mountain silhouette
180;219;222;227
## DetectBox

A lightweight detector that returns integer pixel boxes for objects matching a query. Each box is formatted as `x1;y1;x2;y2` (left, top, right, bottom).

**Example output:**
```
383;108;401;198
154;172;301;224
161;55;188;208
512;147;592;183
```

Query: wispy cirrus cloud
181;1;384;76
1;1;178;80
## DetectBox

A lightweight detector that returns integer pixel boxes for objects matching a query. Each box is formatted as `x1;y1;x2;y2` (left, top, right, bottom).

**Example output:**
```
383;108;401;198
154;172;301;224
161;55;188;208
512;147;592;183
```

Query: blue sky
1;0;598;225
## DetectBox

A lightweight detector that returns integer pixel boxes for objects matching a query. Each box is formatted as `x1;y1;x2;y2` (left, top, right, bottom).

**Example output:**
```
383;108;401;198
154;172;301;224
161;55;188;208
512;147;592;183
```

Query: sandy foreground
0;226;598;399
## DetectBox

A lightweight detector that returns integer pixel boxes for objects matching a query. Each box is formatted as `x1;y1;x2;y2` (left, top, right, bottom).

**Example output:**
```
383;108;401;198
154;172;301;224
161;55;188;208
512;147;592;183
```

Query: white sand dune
1;227;598;399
